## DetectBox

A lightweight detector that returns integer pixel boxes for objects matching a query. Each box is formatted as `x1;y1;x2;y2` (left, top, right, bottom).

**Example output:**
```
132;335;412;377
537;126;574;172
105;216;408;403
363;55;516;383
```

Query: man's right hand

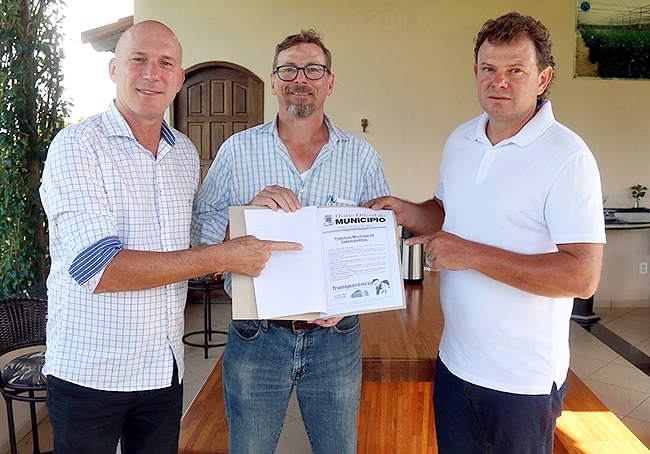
364;196;411;225
250;185;302;212
364;196;445;236
220;235;302;277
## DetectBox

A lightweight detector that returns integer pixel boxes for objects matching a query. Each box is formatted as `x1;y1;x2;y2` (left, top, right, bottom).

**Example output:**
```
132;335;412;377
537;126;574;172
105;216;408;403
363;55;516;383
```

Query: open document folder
229;206;406;320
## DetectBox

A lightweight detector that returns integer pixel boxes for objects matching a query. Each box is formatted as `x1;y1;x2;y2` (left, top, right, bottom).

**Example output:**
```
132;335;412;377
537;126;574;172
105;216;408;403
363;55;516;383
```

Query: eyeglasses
273;64;329;81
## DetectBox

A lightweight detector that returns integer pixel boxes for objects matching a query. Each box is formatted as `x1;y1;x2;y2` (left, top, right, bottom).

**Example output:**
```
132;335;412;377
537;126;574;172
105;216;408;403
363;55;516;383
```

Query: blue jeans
433;357;567;454
46;363;182;454
223;316;362;454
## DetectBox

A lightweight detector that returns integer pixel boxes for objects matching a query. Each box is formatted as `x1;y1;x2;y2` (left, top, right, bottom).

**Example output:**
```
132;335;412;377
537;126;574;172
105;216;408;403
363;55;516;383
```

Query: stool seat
1;350;47;389
0;296;50;454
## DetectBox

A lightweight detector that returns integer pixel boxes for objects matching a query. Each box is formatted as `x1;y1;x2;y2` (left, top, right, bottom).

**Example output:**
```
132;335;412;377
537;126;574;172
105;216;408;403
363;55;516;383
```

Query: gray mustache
286;86;313;95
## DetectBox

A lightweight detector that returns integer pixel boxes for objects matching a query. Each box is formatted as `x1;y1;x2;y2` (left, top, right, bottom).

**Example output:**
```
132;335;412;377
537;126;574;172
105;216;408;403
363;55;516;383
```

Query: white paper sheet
244;207;327;318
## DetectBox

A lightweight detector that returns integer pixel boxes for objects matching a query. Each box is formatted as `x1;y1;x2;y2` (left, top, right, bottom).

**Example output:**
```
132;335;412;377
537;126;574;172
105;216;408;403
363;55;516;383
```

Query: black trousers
46;363;183;454
433;357;567;454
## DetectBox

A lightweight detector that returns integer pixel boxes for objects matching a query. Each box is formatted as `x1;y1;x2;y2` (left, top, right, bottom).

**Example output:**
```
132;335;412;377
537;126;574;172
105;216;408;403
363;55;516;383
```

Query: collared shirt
191;114;390;293
434;101;606;394
40;101;199;391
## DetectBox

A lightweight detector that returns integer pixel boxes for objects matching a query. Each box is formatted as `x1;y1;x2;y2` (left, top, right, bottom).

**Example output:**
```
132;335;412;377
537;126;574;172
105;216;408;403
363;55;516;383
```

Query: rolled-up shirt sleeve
68;235;122;285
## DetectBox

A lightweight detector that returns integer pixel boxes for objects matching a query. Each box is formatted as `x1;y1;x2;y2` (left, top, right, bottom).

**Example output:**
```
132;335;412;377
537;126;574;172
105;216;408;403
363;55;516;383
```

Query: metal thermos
401;228;423;284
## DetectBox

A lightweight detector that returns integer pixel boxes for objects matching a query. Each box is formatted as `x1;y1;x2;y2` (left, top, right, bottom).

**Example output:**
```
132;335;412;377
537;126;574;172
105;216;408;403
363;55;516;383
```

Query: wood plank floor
358;381;436;453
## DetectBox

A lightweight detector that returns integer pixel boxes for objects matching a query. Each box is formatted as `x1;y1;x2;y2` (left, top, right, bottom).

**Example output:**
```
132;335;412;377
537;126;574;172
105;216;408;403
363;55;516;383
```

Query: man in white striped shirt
192;30;389;454
40;21;299;454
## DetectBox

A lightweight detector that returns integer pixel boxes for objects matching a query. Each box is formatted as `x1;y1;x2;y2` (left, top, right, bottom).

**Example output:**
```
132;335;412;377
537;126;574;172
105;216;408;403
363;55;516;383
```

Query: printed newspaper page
318;207;403;317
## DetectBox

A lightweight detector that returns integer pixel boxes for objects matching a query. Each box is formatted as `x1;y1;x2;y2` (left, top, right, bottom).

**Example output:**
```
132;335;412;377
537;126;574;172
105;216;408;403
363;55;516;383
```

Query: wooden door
173;62;264;183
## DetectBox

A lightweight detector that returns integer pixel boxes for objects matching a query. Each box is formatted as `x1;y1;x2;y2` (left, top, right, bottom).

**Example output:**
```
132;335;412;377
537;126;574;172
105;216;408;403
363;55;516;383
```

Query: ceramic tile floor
6;299;650;453
583;307;650;448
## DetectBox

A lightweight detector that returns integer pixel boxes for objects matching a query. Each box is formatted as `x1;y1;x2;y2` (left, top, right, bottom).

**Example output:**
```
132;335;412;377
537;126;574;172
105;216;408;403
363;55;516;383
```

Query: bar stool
183;276;228;359
571;295;600;326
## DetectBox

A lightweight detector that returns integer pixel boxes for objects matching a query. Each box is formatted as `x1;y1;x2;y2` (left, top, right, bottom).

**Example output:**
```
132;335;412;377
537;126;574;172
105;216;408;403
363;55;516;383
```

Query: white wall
138;0;650;204
135;0;650;304
597;228;650;307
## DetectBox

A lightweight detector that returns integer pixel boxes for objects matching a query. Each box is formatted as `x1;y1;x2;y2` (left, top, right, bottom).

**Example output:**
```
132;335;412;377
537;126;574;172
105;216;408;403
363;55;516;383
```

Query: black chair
0;297;50;454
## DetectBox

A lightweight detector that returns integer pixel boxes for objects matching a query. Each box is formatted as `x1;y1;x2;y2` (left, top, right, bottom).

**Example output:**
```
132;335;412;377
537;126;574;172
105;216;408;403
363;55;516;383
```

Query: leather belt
269;320;317;332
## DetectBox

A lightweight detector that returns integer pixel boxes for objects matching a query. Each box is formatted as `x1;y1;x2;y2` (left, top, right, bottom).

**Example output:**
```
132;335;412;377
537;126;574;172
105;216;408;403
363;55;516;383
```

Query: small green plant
630;184;647;208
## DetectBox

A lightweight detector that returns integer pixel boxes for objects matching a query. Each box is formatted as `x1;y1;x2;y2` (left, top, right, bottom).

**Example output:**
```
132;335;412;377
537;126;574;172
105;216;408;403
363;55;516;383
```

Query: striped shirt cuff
69;236;122;285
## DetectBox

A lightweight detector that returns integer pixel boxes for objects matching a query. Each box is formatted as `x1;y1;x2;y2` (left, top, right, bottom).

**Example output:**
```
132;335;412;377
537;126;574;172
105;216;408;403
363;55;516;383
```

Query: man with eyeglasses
191;29;389;453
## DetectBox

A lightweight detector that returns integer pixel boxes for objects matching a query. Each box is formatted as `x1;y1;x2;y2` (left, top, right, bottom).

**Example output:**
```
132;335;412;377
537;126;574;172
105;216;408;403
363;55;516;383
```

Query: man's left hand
308;316;343;328
407;231;477;272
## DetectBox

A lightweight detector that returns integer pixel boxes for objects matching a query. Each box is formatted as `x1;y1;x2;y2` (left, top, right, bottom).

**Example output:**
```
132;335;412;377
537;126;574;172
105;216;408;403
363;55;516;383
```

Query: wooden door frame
170;61;265;126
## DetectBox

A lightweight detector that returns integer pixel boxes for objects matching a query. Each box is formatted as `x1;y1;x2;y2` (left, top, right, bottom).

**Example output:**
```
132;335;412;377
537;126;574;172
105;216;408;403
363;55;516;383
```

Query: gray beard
287;103;315;118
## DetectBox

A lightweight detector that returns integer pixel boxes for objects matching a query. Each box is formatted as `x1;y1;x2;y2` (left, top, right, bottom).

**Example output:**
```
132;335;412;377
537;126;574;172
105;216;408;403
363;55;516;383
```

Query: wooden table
357;272;441;453
179;271;647;453
361;272;443;382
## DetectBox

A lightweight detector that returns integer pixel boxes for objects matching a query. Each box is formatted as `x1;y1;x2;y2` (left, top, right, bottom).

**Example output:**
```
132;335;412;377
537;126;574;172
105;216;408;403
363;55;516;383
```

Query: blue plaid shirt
40;102;199;391
191;114;390;293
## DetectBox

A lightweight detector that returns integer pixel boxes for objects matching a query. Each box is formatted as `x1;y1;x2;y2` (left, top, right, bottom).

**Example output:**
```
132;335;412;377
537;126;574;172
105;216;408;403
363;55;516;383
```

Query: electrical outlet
640;261;649;275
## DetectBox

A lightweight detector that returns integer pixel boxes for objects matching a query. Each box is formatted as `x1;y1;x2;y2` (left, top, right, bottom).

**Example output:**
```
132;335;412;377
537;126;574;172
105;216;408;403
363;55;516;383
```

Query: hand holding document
230;206;405;320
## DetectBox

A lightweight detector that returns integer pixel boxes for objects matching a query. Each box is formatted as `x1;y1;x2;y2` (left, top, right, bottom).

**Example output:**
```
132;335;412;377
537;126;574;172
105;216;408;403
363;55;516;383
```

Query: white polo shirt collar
469;100;556;148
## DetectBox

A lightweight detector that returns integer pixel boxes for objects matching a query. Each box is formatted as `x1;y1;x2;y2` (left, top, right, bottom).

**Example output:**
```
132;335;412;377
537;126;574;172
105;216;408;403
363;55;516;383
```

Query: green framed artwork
575;0;650;79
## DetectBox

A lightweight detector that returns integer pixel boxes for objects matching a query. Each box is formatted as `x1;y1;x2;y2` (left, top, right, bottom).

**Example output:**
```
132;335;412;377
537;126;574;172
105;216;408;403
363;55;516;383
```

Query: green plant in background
630;184;647;208
578;26;650;79
0;0;68;296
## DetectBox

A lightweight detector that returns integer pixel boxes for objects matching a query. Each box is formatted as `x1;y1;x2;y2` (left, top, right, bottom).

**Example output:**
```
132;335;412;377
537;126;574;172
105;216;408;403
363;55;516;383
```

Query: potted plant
630;184;647;209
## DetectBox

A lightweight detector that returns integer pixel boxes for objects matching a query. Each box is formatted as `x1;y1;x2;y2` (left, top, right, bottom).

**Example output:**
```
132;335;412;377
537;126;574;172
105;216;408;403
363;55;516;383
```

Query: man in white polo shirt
366;12;605;454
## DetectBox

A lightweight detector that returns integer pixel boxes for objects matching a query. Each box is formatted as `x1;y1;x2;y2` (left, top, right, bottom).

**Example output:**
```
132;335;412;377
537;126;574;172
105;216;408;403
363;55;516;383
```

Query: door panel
174;62;264;184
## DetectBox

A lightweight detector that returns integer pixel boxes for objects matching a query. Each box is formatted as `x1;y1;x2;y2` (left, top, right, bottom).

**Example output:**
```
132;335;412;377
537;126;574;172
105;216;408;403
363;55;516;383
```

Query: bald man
40;21;300;454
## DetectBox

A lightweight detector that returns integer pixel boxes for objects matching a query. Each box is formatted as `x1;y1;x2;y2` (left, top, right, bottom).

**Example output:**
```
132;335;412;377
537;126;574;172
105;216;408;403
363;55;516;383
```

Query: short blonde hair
272;29;332;71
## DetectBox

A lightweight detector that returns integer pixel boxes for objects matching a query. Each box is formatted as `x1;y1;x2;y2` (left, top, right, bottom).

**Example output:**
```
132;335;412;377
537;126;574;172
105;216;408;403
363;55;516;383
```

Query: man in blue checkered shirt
192;30;390;454
40;21;300;454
